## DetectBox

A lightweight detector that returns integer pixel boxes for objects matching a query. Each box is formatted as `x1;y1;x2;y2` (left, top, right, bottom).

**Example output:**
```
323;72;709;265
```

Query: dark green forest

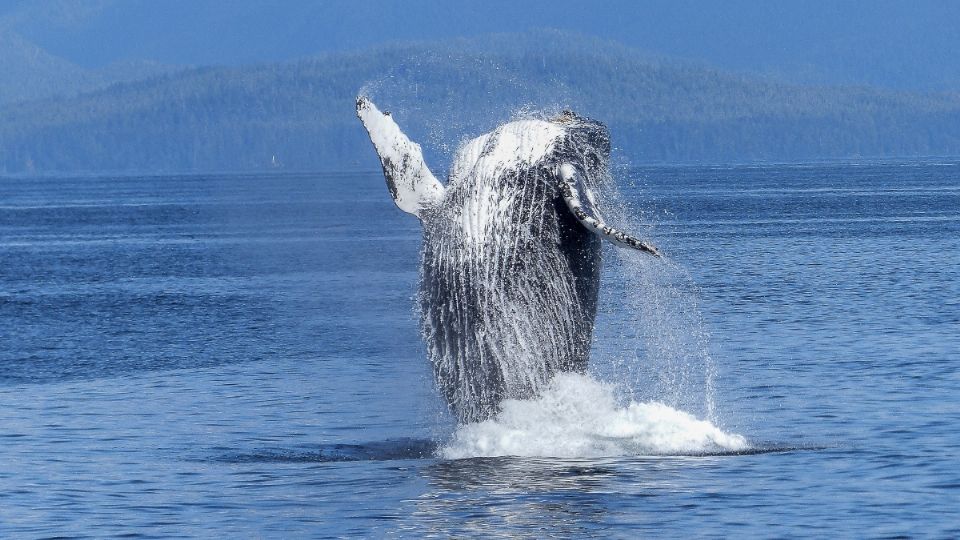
3;32;960;174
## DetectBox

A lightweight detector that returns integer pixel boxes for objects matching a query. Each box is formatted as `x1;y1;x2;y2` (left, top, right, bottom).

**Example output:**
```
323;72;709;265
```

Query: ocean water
0;162;957;538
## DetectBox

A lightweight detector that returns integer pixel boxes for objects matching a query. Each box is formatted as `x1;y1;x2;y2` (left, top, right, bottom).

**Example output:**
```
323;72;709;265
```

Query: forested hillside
3;32;960;174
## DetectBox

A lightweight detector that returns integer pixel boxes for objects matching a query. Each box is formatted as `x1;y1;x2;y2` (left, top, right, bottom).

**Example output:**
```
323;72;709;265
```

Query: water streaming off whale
358;97;745;452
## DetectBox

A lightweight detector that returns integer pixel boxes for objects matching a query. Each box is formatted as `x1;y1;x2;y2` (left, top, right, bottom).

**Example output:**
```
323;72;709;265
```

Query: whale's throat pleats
420;129;602;423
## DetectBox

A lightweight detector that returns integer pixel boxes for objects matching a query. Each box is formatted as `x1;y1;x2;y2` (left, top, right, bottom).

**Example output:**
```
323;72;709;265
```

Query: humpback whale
357;97;659;423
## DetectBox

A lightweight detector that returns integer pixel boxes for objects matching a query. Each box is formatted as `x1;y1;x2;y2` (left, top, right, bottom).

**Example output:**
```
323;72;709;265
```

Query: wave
440;373;748;459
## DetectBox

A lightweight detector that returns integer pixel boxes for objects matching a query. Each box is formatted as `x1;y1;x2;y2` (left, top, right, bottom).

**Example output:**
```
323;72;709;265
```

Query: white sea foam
440;373;748;459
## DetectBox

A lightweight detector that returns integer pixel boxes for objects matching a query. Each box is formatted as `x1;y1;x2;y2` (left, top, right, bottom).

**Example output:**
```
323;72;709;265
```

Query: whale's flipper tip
607;231;662;258
640;242;662;257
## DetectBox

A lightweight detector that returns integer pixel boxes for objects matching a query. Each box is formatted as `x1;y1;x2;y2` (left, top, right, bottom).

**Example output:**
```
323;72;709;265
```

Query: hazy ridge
2;32;960;174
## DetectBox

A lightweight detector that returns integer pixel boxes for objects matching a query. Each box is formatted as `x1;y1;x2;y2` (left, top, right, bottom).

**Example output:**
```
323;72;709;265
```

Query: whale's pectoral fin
356;96;445;218
557;163;661;257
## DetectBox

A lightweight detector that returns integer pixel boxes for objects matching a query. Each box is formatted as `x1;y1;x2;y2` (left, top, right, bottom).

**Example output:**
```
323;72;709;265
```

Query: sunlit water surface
1;162;958;537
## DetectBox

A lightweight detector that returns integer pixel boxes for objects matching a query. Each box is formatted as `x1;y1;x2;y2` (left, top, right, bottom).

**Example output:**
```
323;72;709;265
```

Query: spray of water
596;249;719;421
580;160;718;420
358;50;576;173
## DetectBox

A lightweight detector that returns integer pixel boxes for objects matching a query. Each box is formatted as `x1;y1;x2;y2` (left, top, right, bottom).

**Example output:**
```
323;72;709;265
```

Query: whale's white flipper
356;96;445;218
557;163;660;257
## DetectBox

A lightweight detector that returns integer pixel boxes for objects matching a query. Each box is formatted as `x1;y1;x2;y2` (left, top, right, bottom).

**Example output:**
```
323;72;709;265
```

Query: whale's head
552;111;660;256
547;110;612;205
551;109;612;165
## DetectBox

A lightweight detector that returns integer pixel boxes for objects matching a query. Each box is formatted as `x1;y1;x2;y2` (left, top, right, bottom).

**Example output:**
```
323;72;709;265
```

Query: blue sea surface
0;163;957;537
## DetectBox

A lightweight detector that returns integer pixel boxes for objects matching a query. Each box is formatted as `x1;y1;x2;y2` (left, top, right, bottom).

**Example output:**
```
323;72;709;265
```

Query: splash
587;166;720;422
595;248;720;421
440;373;747;459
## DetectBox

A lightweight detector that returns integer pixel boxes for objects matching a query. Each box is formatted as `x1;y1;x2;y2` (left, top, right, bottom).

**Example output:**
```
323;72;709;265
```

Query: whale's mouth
440;373;748;459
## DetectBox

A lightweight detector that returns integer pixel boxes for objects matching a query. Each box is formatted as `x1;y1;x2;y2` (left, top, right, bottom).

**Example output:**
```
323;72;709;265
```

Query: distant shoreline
3;156;958;181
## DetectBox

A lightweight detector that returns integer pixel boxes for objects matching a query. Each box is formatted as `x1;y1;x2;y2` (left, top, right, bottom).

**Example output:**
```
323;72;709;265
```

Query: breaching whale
357;97;659;423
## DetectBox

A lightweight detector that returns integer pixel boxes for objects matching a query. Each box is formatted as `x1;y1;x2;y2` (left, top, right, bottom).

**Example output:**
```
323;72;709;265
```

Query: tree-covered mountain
0;26;175;105
2;32;960;174
4;0;960;92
